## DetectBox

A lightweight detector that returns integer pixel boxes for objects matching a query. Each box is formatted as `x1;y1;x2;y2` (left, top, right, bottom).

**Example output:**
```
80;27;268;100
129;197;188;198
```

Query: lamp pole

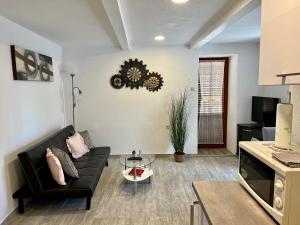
70;74;83;130
71;74;76;129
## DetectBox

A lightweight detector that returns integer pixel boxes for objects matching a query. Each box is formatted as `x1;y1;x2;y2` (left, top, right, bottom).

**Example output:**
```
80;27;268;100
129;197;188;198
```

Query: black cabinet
237;123;262;155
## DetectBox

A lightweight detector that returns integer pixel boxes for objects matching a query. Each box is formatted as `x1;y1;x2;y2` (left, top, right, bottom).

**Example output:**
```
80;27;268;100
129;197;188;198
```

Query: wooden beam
101;0;130;50
187;0;260;48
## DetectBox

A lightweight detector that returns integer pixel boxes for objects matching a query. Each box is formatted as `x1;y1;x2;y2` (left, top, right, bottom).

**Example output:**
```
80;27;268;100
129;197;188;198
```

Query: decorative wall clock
144;72;164;92
110;58;164;92
110;74;125;89
119;58;149;89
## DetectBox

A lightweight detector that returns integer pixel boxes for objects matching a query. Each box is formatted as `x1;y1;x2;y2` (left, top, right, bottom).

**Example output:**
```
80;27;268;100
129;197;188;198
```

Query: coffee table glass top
120;154;155;168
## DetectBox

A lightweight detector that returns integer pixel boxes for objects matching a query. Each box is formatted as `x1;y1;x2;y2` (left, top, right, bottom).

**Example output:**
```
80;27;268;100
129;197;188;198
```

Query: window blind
198;59;226;145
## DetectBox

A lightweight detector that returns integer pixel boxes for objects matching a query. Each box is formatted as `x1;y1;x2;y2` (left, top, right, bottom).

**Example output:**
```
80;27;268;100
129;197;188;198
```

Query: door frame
198;57;229;148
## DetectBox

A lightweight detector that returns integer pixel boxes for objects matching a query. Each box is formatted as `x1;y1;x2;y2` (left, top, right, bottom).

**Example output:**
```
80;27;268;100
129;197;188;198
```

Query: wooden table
191;181;277;225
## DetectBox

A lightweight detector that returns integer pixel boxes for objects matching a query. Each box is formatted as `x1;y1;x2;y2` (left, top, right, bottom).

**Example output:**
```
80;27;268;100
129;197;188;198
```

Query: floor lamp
70;74;82;130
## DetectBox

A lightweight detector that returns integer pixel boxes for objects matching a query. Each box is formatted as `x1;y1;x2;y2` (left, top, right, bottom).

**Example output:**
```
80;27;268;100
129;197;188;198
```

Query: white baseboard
0;204;17;225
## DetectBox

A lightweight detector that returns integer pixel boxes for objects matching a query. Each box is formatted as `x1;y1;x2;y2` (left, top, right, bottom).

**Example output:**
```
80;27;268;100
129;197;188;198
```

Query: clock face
110;74;125;89
127;67;142;82
119;58;149;89
144;72;164;92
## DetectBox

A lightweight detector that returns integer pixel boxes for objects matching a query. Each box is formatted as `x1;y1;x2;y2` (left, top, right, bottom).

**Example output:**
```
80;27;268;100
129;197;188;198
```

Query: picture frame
10;45;54;82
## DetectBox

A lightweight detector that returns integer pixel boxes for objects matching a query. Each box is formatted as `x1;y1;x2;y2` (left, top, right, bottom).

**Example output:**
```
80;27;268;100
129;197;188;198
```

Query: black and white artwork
10;45;54;82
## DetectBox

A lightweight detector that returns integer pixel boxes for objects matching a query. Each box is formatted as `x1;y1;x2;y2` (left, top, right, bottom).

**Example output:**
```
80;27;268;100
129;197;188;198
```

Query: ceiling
122;0;231;46
211;6;261;44
0;0;118;47
0;0;261;59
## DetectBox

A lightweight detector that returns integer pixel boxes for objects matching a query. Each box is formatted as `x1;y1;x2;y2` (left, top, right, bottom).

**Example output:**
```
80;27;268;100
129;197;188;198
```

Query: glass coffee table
120;155;155;193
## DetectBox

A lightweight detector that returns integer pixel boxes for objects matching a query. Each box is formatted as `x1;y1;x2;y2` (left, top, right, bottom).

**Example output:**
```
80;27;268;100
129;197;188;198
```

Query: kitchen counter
191;181;277;225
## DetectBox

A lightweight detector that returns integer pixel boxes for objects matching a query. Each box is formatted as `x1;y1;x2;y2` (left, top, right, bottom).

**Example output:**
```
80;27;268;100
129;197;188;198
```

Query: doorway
198;57;229;152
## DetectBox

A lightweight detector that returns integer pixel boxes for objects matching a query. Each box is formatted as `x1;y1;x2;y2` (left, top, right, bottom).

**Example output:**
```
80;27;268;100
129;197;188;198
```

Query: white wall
263;86;290;103
0;16;64;223
256;42;290;101
63;42;276;155
63;46;199;155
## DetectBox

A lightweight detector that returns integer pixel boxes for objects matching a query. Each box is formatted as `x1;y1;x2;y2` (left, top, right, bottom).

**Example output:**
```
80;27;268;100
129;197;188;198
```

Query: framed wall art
10;45;54;82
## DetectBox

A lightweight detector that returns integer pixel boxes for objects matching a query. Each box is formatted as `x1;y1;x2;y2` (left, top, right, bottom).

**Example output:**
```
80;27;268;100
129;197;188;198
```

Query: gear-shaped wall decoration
119;58;149;89
110;74;125;89
127;67;141;82
144;72;164;92
110;58;164;92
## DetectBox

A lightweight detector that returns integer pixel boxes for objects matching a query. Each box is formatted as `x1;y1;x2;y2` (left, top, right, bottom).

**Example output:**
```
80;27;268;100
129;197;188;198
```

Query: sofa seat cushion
73;147;110;169
73;147;110;191
41;147;110;197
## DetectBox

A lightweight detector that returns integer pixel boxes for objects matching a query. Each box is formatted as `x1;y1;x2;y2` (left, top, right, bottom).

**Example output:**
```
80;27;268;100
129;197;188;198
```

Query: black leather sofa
13;125;110;213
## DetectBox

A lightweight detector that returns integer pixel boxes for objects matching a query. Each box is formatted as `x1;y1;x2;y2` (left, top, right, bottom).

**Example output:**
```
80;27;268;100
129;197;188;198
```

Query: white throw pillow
66;132;90;159
46;148;66;185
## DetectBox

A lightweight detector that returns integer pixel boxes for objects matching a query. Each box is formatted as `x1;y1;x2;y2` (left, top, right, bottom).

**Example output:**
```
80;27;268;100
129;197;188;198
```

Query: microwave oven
238;142;300;225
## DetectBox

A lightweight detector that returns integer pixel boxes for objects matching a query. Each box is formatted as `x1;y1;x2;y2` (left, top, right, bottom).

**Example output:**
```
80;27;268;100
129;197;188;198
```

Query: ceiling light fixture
154;35;165;41
172;0;189;4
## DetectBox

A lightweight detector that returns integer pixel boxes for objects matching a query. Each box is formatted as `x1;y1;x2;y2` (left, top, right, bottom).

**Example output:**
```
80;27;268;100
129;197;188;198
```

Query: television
251;96;280;126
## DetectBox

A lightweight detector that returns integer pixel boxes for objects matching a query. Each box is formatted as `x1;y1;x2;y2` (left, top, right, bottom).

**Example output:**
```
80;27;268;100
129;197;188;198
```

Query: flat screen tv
252;96;280;126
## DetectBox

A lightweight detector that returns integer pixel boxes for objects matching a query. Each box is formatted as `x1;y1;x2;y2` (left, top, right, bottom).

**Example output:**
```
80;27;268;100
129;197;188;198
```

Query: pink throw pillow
46;148;66;185
66;132;90;159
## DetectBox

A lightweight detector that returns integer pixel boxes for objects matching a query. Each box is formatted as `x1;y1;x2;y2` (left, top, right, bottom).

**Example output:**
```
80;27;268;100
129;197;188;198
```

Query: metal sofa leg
106;161;108;167
86;197;91;210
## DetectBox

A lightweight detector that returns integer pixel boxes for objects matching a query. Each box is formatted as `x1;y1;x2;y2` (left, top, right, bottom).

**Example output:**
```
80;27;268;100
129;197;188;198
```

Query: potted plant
169;91;189;162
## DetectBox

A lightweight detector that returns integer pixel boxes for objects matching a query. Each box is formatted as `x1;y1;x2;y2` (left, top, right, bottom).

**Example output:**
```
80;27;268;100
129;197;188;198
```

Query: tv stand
237;123;262;155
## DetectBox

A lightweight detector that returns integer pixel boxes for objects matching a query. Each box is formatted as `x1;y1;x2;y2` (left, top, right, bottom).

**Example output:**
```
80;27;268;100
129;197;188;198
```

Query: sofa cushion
66;132;89;159
46;148;66;186
79;130;94;149
52;147;79;178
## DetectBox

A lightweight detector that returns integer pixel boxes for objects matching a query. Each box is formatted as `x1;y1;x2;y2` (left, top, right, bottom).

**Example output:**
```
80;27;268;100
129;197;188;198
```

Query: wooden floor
3;155;238;225
198;148;234;156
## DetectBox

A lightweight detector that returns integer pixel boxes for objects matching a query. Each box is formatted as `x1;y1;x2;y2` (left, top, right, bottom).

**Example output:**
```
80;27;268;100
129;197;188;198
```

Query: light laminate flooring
3;155;238;225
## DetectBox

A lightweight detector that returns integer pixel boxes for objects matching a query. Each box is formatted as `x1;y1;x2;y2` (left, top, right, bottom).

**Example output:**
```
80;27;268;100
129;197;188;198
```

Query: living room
1;0;300;225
